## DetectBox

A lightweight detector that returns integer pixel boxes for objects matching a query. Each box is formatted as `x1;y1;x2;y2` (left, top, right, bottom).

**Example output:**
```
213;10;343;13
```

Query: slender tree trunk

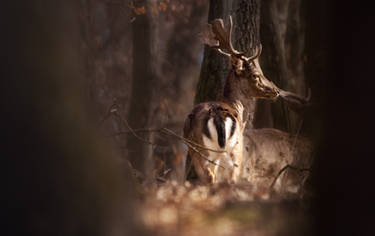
127;0;155;174
79;0;133;161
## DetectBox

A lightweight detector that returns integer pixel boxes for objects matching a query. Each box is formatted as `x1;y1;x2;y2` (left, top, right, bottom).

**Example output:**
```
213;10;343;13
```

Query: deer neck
221;71;252;125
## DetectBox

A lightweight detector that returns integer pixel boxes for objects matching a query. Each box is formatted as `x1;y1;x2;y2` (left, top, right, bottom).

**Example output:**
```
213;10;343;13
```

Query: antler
203;16;311;114
210;16;242;57
246;44;262;61
278;88;311;113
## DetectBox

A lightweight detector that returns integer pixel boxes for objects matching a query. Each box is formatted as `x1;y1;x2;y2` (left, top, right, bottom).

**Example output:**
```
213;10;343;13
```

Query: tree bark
194;0;230;105
231;0;260;128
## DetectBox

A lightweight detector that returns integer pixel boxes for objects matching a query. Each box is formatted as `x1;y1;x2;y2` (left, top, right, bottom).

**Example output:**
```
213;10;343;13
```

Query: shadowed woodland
4;0;374;235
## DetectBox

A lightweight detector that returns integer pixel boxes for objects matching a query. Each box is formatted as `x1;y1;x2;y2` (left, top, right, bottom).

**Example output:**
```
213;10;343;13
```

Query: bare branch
109;128;162;137
160;128;226;154
100;102;226;169
114;111;157;146
159;128;225;169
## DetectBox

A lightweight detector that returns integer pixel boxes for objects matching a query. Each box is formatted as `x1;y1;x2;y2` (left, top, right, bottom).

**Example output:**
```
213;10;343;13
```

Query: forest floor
136;181;314;236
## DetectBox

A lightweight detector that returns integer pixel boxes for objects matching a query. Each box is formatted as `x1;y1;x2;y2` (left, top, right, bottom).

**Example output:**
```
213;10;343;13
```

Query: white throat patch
202;117;237;150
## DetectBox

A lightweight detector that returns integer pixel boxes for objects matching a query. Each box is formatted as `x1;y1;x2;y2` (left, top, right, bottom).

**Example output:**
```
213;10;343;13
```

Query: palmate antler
210;16;242;57
204;16;311;113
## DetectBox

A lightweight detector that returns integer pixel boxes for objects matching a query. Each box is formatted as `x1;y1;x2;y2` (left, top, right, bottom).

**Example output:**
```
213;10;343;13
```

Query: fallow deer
183;16;310;184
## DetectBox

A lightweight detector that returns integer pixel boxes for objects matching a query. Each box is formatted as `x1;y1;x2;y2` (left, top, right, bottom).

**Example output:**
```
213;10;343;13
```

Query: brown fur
184;17;309;184
184;102;245;184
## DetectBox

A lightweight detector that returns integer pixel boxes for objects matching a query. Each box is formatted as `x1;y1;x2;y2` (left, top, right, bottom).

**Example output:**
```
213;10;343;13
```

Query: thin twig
109;128;162;137
269;164;311;189
110;126;226;156
160;128;226;154
97;102;119;127
114;112;157;146
158;128;224;169
186;140;225;169
100;102;226;169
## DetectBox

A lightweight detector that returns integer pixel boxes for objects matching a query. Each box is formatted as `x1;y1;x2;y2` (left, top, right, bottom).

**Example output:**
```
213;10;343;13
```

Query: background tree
78;1;208;179
127;0;156;175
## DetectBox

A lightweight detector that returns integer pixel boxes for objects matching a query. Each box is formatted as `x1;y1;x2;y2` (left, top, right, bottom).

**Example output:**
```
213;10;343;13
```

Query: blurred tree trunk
3;1;137;235
127;0;156;174
79;0;133;159
158;2;209;182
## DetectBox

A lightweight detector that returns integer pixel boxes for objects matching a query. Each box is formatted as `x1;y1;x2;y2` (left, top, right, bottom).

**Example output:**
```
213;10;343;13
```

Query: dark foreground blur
2;1;373;236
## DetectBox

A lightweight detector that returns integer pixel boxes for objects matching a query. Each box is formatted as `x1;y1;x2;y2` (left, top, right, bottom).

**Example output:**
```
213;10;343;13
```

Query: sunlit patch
139;181;309;235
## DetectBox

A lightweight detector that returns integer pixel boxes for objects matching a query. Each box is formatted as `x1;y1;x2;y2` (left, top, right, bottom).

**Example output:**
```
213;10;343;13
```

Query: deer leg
206;168;216;184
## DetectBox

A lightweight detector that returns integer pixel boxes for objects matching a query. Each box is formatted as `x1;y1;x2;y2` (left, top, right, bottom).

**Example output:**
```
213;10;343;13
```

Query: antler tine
246;43;262;61
211;16;242;57
227;16;241;56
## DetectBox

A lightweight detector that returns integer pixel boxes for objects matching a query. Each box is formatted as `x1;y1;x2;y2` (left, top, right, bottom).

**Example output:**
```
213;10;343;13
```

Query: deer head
204;16;310;111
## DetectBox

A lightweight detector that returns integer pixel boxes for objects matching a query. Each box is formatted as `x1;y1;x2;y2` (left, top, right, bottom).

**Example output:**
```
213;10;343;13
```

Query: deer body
184;17;309;184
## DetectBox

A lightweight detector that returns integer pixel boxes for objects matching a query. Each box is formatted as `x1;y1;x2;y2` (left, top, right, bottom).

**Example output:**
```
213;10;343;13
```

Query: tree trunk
127;0;156;174
194;0;230;105
79;0;133;161
3;1;136;235
231;0;260;128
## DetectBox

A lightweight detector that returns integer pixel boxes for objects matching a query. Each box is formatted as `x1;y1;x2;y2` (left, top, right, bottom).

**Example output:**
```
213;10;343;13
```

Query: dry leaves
137;181;309;235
